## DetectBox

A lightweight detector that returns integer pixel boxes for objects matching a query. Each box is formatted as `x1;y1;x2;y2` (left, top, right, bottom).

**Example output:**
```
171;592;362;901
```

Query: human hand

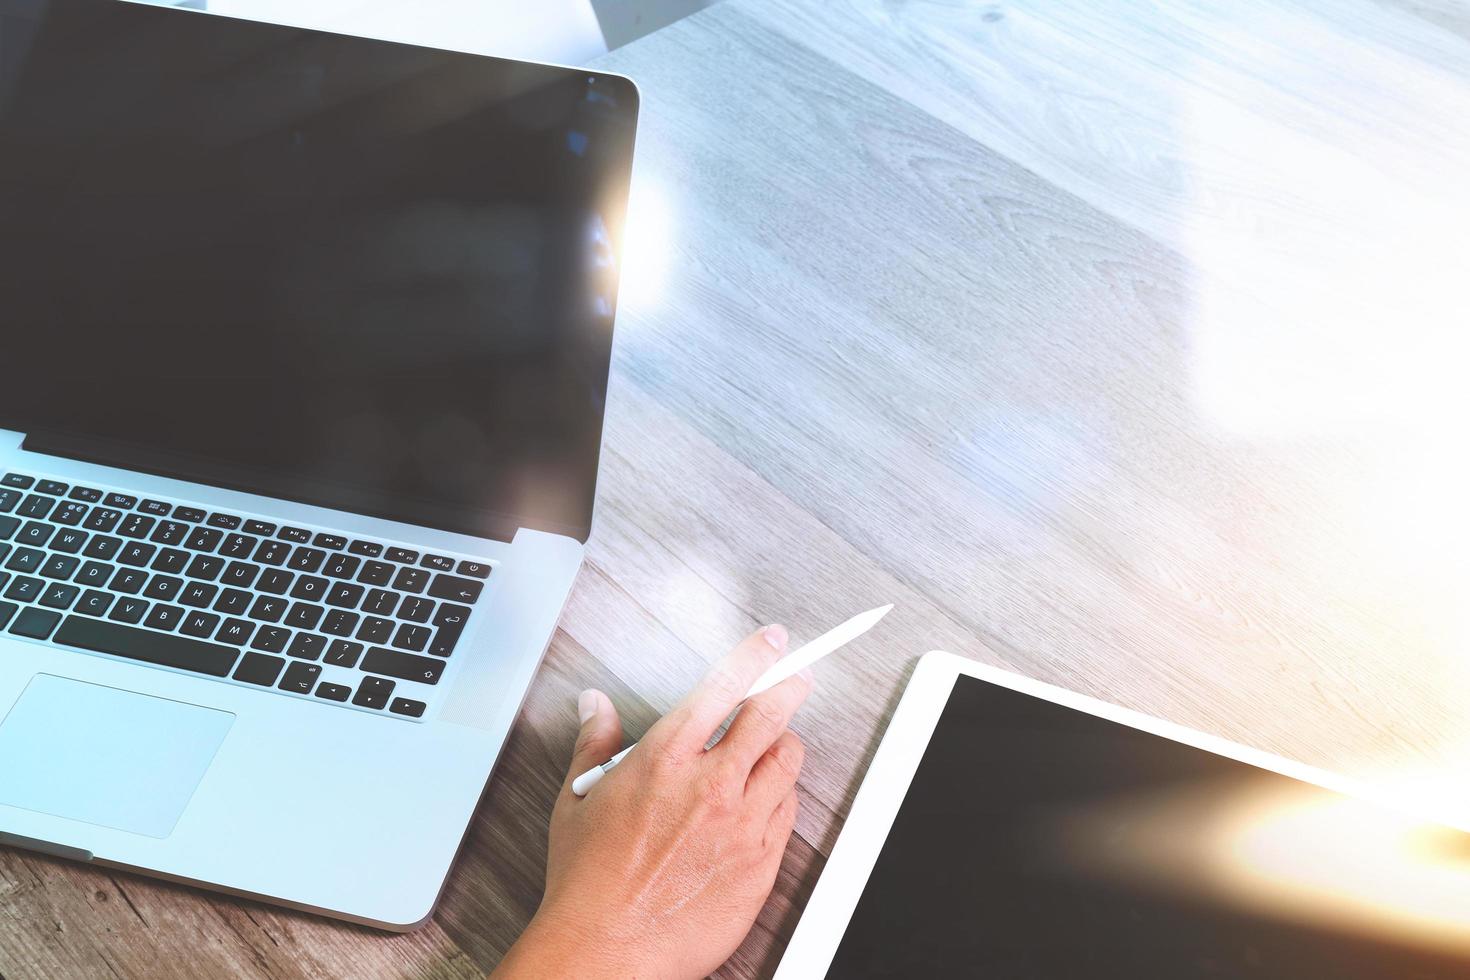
492;625;811;979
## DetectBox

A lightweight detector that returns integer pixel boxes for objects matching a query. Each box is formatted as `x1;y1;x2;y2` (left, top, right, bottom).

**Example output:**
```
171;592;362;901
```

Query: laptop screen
0;0;638;542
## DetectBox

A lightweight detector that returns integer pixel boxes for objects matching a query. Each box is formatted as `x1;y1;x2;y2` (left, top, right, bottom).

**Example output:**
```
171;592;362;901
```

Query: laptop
0;0;638;928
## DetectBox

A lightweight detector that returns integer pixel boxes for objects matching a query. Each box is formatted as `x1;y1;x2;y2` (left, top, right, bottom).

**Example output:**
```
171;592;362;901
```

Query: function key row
2;474;491;582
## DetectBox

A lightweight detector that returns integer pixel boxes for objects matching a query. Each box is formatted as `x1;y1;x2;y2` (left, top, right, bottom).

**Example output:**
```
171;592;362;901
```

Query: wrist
493;908;636;978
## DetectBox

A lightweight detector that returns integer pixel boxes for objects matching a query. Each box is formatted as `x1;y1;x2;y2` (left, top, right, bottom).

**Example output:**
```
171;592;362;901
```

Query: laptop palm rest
0;674;233;839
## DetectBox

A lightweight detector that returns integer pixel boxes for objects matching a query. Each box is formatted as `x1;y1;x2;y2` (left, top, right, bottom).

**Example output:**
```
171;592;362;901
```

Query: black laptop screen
0;0;638;542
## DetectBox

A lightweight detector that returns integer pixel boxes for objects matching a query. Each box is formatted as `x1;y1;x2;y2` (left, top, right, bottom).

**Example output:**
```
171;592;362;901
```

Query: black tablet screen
827;674;1470;978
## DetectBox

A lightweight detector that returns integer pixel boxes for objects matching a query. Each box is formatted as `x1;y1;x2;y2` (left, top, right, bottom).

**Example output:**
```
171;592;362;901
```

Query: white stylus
570;604;893;797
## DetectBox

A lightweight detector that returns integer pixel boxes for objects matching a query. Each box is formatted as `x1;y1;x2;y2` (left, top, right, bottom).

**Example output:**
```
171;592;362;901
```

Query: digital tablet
777;652;1470;978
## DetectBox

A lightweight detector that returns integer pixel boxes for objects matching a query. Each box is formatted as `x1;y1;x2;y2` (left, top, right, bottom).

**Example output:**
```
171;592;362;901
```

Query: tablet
777;652;1470;978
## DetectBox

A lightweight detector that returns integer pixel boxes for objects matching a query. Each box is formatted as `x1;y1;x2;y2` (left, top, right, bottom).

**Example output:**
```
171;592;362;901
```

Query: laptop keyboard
0;472;494;721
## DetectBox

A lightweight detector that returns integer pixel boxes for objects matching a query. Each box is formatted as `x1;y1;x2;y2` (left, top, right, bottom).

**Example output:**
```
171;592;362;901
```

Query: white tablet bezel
775;650;1459;978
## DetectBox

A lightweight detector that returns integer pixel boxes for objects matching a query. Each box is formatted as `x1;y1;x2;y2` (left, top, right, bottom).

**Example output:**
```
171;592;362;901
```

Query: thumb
566;689;622;789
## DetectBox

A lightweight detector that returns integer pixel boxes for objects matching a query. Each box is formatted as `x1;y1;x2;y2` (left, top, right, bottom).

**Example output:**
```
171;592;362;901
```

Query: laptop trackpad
0;674;234;839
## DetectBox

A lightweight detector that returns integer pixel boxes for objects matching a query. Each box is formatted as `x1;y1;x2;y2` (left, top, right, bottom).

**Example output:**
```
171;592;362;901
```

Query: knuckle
770;737;805;781
698;767;735;810
745;696;787;731
703;664;748;703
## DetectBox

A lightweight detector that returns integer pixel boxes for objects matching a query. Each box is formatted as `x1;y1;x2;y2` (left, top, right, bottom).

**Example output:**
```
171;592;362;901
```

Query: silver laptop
0;0;638;928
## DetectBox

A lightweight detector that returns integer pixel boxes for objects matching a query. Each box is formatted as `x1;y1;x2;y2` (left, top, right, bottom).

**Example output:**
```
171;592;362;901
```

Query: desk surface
6;0;1470;976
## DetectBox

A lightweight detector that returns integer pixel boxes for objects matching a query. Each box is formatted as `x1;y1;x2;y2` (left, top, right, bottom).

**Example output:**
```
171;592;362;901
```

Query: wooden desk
6;0;1470;975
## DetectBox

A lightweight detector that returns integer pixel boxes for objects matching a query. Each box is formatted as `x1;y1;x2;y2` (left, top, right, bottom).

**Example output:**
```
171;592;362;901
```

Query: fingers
745;729;805;812
563;689;622;794
718;671;812;772
763;787;800;852
657;625;789;754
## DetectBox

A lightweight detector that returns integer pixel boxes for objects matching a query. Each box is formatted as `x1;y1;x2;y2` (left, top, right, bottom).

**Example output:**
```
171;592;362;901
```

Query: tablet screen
825;674;1470;978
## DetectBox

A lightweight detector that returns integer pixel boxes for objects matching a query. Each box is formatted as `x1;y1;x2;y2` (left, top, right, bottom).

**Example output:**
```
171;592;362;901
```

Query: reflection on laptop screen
0;0;638;541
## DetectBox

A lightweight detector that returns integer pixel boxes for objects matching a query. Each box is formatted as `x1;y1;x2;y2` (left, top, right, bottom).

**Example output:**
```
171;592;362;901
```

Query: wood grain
7;0;1470;976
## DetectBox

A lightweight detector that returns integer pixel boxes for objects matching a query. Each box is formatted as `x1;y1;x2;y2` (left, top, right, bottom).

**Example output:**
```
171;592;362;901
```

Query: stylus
570;604;893;797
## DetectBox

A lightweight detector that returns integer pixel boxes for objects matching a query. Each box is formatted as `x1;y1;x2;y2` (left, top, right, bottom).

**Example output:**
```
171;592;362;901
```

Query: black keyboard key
391;623;431;652
250;626;291;653
83;508;123;533
0;547;8;569
323;554;360;580
357;560;393;586
399;596;434;623
348;540;383;558
363;588;399;617
4;575;43;602
392;567;429;594
389;697;426;718
285;602;323;631
356;616;393;644
421;554;455;572
207;513;241;530
247;594;287;623
1;473;35;489
75;561;113;588
287;633;327;661
6;548;44;574
324;639;363;668
0;600;15;631
36;479;67;496
10;607;61;639
180;582;218;608
51;502;89;527
254;540;291;566
428;622;464;658
279;660;322;694
173;506;206;523
244;519;277;536
428;574;484;605
68;486;103;503
82;535;122;561
56;616;237;676
312;533;347;551
385;547;418;565
316;681;351;702
363;647;444;685
0;489;20;514
151;547;189;575
129;546;167;573
321;610;358;636
221;561;259;590
256;568;293;594
433;603;472;628
185;527;223;552
457;560;491;579
352;676;395;709
0;515;17;540
220;533;257;559
213;589;252;616
44;527;82;554
278;526;312;544
138;499;171;516
108;597;149;625
180;610;221;638
40;583;80;610
326;582;363;609
75;590;113;617
150;520;188;545
118;514;156;539
215;618;254;646
104;493;138;509
40;554;80;580
142;575;183;601
17;521;53;548
289;547;326;573
185;554;224;581
145;603;186;632
17;494;54;519
290;575;328;602
232;651;284;686
109;568;148;594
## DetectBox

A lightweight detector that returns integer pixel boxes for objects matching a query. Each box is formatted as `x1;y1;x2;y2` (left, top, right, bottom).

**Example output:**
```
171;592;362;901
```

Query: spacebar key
53;616;240;677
